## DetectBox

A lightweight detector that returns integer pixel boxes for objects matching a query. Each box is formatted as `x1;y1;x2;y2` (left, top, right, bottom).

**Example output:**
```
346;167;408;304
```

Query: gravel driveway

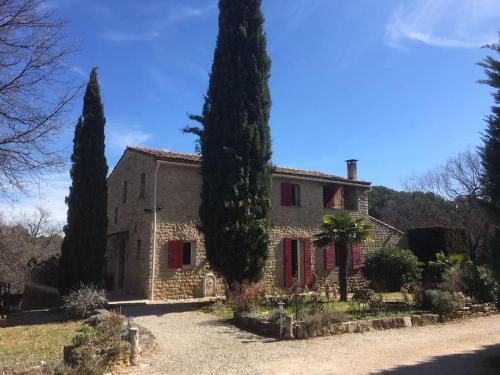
121;304;500;375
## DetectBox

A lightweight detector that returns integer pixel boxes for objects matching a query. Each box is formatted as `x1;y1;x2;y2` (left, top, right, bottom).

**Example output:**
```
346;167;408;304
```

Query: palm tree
313;211;373;301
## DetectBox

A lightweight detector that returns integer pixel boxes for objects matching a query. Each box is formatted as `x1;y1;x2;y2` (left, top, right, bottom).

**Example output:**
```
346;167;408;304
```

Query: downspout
150;160;161;302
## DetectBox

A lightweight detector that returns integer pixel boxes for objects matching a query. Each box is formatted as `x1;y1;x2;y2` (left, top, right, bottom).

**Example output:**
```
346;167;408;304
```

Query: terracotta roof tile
126;146;371;186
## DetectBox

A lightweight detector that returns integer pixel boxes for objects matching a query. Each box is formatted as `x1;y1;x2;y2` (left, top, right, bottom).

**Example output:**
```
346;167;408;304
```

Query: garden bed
232;301;498;340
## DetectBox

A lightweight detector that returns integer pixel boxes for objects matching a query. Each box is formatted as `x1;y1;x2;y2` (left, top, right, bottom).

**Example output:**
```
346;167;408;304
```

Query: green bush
424;289;465;315
363;246;423;292
461;263;498;303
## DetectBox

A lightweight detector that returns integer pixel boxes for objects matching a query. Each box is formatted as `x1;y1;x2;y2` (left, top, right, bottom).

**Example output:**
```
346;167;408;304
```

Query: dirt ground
121;304;500;375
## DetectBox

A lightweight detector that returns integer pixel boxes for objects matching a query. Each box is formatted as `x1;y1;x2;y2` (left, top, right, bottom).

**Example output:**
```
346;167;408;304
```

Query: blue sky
2;0;500;222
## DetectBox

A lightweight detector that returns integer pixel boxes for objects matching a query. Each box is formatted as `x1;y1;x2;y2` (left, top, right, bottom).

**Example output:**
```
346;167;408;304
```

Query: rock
411;315;423;326
382;318;396;329
345;321;359;333
393;317;412;328
358;320;373;332
421;314;439;325
372;319;384;330
330;322;346;335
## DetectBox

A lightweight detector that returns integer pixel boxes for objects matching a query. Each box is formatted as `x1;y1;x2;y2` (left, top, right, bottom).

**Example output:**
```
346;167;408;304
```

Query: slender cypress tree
480;35;500;215
185;0;272;288
59;68;108;293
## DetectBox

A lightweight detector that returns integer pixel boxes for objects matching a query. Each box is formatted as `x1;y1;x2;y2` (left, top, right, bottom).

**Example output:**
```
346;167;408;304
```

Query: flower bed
233;301;497;340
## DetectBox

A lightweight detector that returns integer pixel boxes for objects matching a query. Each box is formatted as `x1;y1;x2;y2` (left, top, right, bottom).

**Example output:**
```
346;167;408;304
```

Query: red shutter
167;240;183;269
281;183;293;206
352;242;362;269
303;238;312;287
283;238;292;287
325;243;335;271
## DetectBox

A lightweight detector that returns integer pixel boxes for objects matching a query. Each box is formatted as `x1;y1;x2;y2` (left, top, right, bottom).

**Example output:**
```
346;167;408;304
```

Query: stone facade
106;147;406;300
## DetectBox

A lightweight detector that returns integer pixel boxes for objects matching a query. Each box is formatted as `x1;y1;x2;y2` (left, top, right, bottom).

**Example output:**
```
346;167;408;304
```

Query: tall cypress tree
185;0;272;288
480;36;500;215
59;68;108;293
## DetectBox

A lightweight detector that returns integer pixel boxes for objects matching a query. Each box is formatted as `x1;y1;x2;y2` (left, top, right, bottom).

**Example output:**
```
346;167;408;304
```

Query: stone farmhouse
106;146;405;300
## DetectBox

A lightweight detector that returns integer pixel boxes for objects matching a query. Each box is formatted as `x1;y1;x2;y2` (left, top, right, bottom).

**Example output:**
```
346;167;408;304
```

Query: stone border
234;302;498;340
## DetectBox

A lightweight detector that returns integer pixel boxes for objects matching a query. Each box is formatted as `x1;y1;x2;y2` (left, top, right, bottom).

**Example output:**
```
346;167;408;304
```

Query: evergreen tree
185;0;272;288
59;68;108;293
480;35;500;215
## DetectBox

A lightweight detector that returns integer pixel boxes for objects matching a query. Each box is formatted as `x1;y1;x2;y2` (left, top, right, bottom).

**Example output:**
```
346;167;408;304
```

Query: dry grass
0;319;81;372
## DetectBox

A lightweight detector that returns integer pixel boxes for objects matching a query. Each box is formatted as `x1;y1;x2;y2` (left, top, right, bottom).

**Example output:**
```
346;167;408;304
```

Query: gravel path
121;304;500;375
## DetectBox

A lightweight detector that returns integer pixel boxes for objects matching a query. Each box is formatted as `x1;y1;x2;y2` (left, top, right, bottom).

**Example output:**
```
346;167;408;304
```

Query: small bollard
129;327;140;366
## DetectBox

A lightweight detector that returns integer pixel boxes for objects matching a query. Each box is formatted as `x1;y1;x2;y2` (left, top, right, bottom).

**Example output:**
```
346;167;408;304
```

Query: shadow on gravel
120;303;205;318
375;343;500;375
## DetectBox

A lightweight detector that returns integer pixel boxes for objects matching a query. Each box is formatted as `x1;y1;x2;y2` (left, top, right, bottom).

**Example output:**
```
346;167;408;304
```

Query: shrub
352;288;375;304
303;310;348;326
64;311;129;373
288;278;307;321
310;275;339;303
363;246;423;292
62;283;108;318
424;289;465;315
228;281;259;313
369;292;385;310
461;263;498;303
440;267;464;293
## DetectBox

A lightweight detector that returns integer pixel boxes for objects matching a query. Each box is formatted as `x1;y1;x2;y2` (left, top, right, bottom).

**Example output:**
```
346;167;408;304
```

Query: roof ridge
125;145;371;186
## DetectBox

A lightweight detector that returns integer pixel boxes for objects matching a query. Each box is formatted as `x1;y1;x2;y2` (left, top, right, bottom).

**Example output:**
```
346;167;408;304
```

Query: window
139;173;145;198
323;184;342;208
281;182;301;207
122;180;128;204
136;240;142;260
114;207;118;224
183;242;192;266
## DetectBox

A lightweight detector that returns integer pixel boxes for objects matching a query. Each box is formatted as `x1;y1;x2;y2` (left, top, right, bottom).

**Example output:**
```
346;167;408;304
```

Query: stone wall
107;151;406;300
106;151;156;299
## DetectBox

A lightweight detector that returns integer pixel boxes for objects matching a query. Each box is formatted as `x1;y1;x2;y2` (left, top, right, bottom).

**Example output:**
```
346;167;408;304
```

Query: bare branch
0;0;80;198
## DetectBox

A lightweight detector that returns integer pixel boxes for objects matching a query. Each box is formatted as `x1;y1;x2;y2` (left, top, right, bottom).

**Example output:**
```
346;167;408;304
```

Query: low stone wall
233;312;281;338
21;282;60;310
234;302;498;340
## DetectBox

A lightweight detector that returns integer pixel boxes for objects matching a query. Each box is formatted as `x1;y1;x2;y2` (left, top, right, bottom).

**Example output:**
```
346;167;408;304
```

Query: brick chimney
346;159;358;180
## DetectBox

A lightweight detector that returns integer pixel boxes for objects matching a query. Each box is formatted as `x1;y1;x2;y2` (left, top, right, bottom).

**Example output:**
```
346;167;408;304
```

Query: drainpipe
150;161;161;302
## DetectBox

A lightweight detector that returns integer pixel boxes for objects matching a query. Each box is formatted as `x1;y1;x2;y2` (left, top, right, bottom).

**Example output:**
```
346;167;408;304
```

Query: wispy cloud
100;30;160;43
101;2;216;44
386;0;500;49
107;125;153;150
70;66;87;78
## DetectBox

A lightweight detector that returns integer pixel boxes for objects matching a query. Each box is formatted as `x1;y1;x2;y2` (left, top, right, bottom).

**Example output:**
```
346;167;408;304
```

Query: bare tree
0;0;79;197
0;207;62;291
405;149;483;200
404;149;492;259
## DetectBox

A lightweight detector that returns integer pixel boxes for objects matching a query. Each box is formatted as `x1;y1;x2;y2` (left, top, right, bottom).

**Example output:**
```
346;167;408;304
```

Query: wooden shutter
303;238;312;287
167;240;183;269
352;242;362;269
283;238;292;287
325;243;336;271
281;183;293;206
